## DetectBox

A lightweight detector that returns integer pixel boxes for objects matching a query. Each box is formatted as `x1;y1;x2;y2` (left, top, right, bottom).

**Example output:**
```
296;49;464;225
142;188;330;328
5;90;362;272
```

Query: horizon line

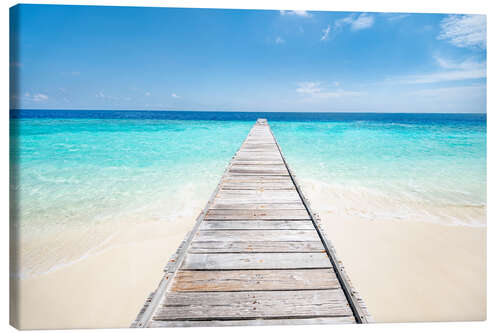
9;108;487;115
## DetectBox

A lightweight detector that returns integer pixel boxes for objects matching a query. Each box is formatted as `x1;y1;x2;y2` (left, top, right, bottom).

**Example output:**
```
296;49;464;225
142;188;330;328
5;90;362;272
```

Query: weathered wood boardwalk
132;119;371;327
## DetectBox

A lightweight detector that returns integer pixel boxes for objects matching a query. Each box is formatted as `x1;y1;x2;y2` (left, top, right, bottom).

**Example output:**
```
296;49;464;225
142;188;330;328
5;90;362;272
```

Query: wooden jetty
132;119;371;327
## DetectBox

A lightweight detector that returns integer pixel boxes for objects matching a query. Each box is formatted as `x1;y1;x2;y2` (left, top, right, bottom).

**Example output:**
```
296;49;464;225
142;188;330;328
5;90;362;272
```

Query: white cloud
406;84;486;113
325;13;375;40
275;36;285;44
171;93;180;98
296;82;322;94
145;92;151;96
320;25;331;41
296;81;359;99
33;94;49;101
434;56;483;71
398;68;485;84
410;85;485;98
61;71;81;76
387;57;486;84
17;92;49;103
350;13;375;31
383;13;410;21
95;92;130;101
437;14;486;49
401;57;486;84
280;10;312;18
33;93;48;101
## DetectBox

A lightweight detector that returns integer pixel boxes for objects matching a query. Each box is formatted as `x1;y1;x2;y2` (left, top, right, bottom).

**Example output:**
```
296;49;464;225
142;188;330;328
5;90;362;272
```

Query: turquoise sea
10;110;486;277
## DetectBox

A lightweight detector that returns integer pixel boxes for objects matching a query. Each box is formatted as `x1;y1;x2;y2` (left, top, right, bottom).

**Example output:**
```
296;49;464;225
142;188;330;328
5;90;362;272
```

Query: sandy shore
11;179;486;329
11;209;202;329
302;179;486;323
319;211;486;322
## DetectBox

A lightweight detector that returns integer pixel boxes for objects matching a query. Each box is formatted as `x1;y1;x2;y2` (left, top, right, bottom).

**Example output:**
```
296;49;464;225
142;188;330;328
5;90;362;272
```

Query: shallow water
10;111;486;277
271;119;486;226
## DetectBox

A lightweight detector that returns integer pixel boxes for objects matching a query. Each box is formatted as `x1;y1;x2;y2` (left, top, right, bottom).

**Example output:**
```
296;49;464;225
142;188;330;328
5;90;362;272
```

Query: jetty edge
132;118;371;327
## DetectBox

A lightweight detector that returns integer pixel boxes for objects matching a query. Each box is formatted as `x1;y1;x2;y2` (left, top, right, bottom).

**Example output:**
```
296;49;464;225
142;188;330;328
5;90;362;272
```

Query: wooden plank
171;269;340;292
200;220;314;230
223;176;291;182
216;190;300;199
217;188;297;194
153;290;352;320
232;158;283;162
229;169;286;173
215;195;301;201
215;195;301;202
237;151;280;155
214;199;303;205
229;165;287;170
149;316;356;327
205;209;310;220
220;184;295;190
231;162;285;166
211;203;304;210
189;241;326;253
223;179;292;184
193;230;320;242
240;143;276;145
240;144;276;146
221;182;291;185
232;159;284;163
222;181;292;184
235;149;281;154
214;197;302;204
181;252;331;270
236;149;277;153
228;170;289;175
222;175;294;185
207;208;308;214
241;141;275;143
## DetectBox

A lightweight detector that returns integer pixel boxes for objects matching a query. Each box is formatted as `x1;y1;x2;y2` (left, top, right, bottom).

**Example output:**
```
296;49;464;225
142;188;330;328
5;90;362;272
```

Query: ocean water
10;110;486;277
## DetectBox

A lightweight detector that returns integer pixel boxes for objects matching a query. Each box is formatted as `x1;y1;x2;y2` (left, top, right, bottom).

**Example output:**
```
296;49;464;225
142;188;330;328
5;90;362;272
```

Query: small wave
13;232;117;280
33;171;81;184
297;177;486;228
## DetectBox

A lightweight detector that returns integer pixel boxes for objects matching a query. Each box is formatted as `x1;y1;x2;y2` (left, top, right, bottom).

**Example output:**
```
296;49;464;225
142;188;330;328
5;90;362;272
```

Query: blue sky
10;5;486;112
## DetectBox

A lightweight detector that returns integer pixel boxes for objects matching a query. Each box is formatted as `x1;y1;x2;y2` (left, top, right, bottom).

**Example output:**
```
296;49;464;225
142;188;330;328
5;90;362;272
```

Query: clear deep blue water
10;110;486;276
